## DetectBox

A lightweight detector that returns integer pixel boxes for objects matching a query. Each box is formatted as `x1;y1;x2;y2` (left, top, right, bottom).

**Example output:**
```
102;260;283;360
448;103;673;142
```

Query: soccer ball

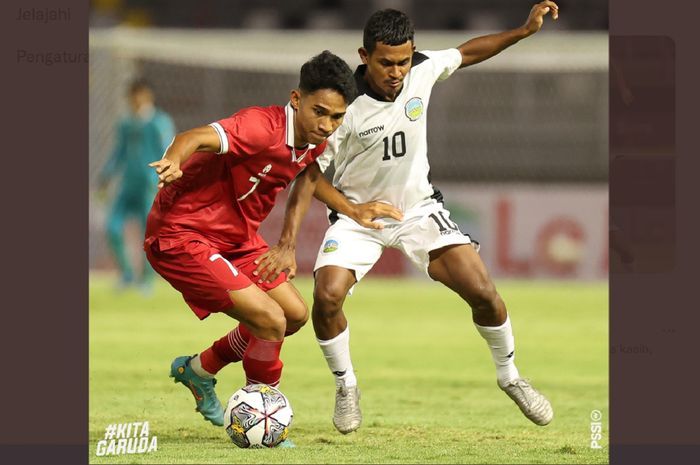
224;384;293;448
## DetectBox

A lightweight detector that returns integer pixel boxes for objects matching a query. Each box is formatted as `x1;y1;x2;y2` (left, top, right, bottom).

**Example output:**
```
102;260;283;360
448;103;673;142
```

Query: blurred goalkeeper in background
98;79;175;293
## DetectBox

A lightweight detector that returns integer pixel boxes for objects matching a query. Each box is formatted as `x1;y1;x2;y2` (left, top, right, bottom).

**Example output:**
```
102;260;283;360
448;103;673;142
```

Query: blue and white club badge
323;239;339;253
405;97;424;121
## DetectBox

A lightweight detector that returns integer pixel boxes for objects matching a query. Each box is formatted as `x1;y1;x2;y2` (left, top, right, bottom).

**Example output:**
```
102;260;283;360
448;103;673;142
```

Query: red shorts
145;234;287;320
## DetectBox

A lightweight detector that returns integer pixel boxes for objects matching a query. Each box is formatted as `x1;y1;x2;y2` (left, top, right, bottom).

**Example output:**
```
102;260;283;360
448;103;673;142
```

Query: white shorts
314;199;477;282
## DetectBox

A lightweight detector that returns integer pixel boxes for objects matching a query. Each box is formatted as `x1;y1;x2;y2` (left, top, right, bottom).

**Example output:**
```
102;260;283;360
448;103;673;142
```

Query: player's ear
290;89;301;111
358;47;369;64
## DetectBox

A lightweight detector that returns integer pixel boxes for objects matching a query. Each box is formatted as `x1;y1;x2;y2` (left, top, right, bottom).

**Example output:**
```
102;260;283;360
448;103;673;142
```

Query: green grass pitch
89;274;608;464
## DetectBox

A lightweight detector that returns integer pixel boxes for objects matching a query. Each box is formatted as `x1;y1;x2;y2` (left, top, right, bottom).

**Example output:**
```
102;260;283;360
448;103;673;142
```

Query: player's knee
247;302;287;340
313;281;347;314
466;280;500;313
284;299;309;332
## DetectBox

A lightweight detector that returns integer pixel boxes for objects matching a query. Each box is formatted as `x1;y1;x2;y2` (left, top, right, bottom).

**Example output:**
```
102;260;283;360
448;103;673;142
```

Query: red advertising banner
256;184;609;280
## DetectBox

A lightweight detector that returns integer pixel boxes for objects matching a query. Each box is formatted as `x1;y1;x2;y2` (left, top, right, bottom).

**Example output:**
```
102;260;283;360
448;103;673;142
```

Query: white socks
316;319;518;388
474;315;520;386
189;354;215;379
317;326;358;387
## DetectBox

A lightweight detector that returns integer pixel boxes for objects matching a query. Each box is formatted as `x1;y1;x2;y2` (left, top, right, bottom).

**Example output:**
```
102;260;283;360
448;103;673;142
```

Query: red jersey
145;104;326;251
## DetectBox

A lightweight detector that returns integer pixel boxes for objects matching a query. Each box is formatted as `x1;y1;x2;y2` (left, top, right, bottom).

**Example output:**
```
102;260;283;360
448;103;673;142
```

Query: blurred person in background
98;79;175;293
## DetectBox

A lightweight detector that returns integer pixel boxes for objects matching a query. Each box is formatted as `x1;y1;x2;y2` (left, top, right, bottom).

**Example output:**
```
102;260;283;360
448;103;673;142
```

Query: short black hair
299;50;358;104
363;9;415;54
128;78;152;95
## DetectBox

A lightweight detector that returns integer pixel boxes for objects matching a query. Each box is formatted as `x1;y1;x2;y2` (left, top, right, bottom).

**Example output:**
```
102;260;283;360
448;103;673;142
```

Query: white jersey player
317;47;461;213
313;47;474;281
255;2;560;435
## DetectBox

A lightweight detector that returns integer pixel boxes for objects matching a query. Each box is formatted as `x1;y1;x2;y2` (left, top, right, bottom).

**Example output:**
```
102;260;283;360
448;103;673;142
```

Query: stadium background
89;0;609;280
88;2;610;463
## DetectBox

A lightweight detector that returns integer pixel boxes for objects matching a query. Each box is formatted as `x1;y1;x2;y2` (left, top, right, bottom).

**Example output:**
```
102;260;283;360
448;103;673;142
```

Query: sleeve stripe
208;122;228;154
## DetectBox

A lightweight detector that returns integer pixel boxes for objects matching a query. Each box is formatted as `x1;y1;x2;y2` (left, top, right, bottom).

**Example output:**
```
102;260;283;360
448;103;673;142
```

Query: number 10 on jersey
382;131;407;160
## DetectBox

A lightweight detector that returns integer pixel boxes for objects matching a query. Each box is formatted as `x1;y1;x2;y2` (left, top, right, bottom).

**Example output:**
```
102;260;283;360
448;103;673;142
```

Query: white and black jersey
317;48;462;212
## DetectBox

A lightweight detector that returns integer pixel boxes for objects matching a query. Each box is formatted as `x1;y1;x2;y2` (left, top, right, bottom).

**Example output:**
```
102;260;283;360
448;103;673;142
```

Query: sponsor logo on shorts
405;97;424;121
440;229;460;236
323;239;339;253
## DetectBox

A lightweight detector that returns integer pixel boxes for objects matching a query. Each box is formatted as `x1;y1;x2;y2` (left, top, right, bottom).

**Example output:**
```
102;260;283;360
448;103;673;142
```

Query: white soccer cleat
333;378;362;434
499;378;553;426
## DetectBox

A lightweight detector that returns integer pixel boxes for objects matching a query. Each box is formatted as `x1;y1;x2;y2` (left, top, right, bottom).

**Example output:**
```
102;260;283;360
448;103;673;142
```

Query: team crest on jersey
323;239;339;253
405;97;424;121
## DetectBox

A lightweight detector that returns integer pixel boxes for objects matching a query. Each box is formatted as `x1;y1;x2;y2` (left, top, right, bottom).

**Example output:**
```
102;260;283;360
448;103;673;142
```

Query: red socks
242;336;283;387
199;323;300;376
199;324;251;374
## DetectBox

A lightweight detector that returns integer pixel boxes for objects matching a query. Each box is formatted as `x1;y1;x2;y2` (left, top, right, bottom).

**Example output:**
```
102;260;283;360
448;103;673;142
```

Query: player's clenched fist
149;158;183;189
524;1;559;35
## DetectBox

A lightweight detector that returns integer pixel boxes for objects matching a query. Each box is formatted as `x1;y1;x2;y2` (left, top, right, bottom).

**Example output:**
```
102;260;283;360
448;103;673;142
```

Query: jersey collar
354;65;393;101
285;102;315;163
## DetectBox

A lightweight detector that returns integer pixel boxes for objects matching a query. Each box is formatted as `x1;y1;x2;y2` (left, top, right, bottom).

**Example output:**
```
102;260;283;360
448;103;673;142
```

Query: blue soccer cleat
170;355;224;426
277;439;296;448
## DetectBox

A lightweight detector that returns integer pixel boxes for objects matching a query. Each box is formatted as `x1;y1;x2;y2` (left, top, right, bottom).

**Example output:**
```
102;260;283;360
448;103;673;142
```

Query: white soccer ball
224;384;293;448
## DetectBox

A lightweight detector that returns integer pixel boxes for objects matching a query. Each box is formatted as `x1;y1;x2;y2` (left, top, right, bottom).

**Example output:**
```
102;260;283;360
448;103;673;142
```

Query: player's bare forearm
458;1;558;68
254;164;320;282
149;126;221;188
313;172;403;229
313;171;359;220
278;163;322;246
163;126;220;165
457;29;529;68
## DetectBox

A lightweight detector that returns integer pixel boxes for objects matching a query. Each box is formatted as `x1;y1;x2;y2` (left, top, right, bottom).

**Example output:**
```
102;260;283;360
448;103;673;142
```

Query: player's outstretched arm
148;125;221;188
313;171;403;229
253;162;324;283
457;1;558;68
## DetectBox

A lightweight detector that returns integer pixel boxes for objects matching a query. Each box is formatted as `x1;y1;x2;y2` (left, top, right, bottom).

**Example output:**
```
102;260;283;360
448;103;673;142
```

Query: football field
89;274;608;464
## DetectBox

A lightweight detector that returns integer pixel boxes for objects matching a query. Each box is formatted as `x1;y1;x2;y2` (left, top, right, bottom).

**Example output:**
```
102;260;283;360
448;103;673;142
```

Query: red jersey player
144;51;402;430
